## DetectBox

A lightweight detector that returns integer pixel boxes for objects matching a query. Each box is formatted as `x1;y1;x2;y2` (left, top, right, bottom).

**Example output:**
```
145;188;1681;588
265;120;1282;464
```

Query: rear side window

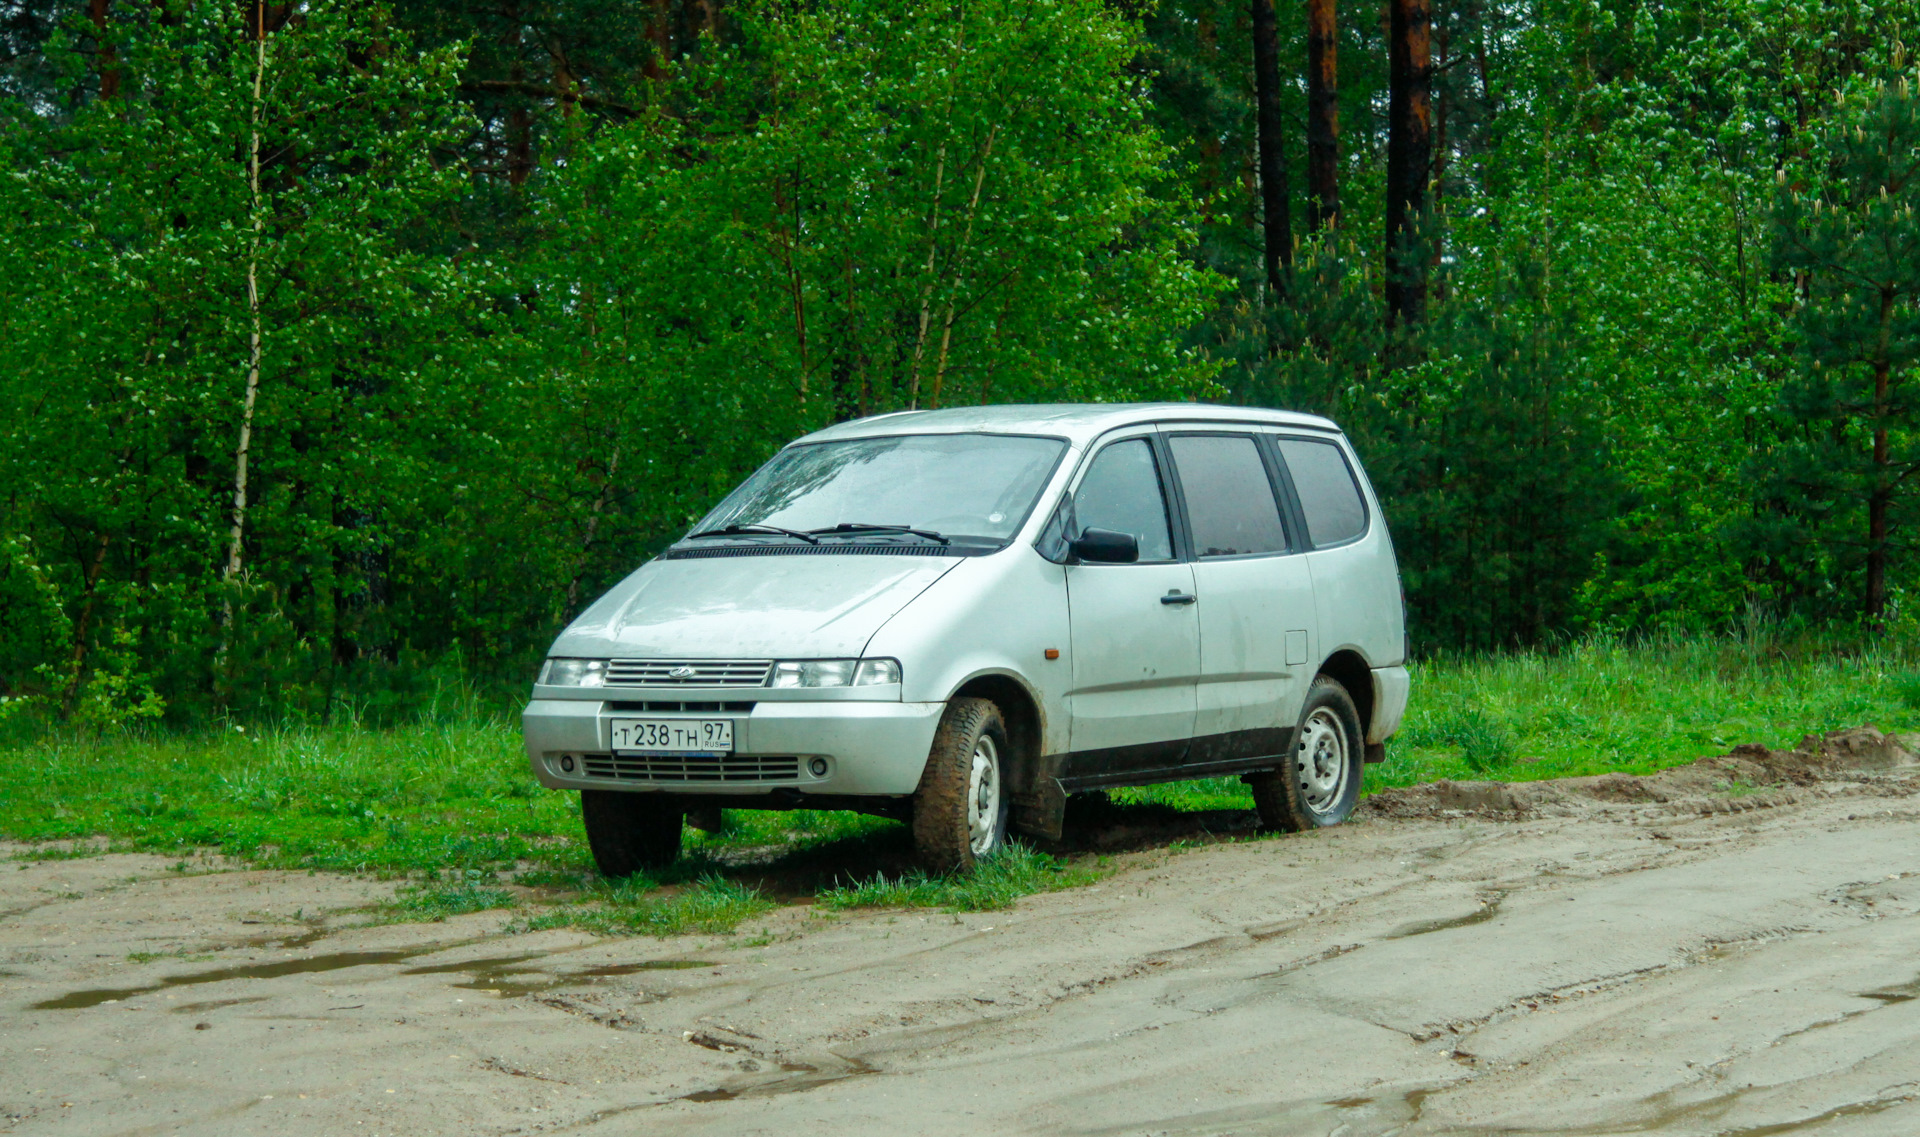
1168;434;1289;556
1277;438;1367;547
1073;438;1175;561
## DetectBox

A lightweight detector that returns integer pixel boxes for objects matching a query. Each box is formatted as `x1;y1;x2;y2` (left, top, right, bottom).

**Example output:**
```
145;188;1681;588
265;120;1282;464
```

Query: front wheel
912;697;1010;872
580;789;683;878
1250;676;1364;832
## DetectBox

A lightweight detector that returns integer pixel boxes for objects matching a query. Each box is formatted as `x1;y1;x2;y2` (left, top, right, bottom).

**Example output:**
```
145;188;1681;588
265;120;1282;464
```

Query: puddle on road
33;943;712;1011
30;946;458;1010
1857;973;1920;1003
582;959;709;974
1386;897;1504;939
241;923;334;952
409;955;714;998
171;996;270;1014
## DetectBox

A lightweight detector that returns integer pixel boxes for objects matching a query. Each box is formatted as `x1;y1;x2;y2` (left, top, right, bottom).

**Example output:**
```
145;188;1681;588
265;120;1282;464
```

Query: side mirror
1069;528;1139;564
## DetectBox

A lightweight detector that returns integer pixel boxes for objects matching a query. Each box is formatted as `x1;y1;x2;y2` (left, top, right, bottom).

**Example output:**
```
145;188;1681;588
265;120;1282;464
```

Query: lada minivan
523;404;1409;875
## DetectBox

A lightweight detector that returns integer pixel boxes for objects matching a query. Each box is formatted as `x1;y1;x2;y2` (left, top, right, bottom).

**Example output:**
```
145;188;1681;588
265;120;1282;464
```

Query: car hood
549;553;963;660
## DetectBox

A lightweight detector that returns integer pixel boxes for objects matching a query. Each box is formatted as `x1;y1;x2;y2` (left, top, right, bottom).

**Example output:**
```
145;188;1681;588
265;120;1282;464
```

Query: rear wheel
912;697;1010;872
580;789;683;878
1250;676;1363;832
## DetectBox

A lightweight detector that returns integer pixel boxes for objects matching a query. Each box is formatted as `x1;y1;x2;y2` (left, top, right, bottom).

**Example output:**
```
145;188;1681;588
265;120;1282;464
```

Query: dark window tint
1073;439;1173;561
1168;435;1289;556
1277;438;1367;547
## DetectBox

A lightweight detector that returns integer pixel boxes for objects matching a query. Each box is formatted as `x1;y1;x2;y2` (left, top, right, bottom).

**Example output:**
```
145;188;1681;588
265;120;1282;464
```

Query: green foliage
1749;74;1920;623
0;1;476;714
7;0;1920;705
0;0;1224;713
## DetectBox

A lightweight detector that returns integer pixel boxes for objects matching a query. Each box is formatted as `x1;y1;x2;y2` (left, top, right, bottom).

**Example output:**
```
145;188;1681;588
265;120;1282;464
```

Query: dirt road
5;730;1920;1136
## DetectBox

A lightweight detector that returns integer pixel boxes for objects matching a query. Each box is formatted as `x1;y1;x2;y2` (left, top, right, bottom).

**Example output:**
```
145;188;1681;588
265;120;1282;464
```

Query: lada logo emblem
667;666;697;679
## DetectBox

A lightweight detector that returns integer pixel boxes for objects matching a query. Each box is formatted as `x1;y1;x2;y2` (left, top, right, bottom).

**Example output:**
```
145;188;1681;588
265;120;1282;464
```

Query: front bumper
522;697;946;797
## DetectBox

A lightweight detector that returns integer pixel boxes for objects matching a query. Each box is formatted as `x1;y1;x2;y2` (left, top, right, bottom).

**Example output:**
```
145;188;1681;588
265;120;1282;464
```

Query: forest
2;0;1917;726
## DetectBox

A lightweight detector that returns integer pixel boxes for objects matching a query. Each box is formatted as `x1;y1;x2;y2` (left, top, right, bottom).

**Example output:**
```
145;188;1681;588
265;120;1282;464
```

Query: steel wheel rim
968;734;1002;856
1295;707;1349;815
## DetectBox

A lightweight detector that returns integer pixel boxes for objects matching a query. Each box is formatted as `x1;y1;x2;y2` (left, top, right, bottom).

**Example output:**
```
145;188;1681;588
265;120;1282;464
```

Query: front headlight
768;658;901;688
541;658;609;686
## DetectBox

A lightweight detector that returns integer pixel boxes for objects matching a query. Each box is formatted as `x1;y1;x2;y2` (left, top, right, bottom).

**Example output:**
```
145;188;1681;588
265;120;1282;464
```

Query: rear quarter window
1277;438;1367;547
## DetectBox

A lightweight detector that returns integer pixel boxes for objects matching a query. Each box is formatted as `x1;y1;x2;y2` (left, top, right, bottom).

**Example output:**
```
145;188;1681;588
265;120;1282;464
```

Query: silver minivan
523;404;1409;874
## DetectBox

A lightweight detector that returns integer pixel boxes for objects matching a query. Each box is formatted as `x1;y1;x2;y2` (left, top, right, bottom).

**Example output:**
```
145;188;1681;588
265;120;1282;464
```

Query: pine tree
1760;75;1920;626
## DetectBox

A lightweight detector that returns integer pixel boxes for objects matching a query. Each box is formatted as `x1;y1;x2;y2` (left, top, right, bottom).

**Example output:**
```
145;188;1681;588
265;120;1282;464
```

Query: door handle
1161;590;1197;605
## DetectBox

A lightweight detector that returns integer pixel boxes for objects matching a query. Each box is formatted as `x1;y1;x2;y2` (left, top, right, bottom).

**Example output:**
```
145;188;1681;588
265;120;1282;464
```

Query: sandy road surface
5;732;1920;1137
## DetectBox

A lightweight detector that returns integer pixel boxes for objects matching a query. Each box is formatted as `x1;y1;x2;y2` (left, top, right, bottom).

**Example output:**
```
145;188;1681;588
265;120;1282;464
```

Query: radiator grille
604;659;771;687
582;754;801;783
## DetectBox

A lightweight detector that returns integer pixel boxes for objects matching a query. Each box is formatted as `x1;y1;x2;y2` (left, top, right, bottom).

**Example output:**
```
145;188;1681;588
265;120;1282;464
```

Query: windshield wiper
808;522;951;545
687;523;818;544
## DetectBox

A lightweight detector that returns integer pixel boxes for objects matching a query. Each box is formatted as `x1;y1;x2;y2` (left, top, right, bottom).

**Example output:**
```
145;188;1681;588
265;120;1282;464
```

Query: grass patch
126;949;214;964
816;843;1106;913
512;875;773;937
2;631;1913;931
1114;631;1917;814
0;717;581;876
384;877;520;923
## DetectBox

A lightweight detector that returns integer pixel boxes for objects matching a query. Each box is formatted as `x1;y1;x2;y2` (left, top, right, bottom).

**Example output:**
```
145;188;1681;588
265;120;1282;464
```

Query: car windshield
690;433;1067;545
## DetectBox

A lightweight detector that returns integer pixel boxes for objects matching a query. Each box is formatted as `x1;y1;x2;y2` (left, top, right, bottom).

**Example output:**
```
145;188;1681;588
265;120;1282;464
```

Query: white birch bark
223;25;268;606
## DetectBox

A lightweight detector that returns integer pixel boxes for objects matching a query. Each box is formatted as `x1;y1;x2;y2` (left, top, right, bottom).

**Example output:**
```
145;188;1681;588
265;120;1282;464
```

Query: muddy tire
1250;676;1364;833
912;697;1011;873
580;790;683;878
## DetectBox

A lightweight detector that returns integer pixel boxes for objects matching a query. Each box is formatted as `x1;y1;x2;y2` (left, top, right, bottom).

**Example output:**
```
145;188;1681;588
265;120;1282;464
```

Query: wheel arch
950;670;1045;797
1316;649;1375;739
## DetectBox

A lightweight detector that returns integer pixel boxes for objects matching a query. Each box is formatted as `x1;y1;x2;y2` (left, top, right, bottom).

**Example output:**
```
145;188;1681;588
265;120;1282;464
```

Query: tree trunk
1867;286;1895;626
1429;18;1448;301
1250;0;1291;296
62;531;114;711
505;0;532;188
223;11;268;614
88;0;120;99
1305;0;1339;230
645;0;671;80
1385;0;1432;330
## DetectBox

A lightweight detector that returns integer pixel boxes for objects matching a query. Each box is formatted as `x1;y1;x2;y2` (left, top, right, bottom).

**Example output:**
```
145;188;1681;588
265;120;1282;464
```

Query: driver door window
1070;438;1174;561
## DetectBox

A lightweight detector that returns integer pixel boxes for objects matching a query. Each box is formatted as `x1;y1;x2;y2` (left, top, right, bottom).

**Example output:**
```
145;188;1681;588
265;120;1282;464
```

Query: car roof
796;403;1341;449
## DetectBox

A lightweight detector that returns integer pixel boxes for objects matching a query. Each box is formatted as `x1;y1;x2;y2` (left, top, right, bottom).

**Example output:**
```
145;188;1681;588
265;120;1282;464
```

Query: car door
1164;431;1317;770
1060;433;1201;778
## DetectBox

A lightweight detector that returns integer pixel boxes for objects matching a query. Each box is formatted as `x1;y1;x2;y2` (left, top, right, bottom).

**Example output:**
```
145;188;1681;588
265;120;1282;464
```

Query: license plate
608;718;734;754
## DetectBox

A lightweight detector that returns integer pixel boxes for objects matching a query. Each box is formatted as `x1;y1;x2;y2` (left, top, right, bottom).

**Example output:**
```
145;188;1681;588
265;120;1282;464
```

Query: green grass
0;718;577;875
2;632;1912;933
384;876;522;923
1116;631;1915;812
511;874;775;937
815;843;1107;912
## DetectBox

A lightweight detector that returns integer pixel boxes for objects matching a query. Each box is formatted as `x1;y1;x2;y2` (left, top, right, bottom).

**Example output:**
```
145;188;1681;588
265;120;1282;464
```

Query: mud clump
1361;726;1917;821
